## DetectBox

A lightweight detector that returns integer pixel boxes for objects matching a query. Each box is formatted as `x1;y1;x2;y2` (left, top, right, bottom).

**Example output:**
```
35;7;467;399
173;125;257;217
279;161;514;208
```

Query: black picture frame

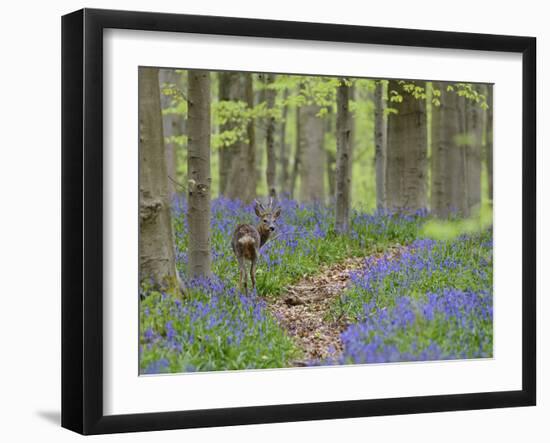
61;8;536;435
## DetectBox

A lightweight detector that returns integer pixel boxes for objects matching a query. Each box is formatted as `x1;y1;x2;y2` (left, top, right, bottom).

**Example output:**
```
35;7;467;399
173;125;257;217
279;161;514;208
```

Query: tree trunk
299;104;325;203
218;72;242;197
325;109;336;198
335;79;352;233
430;82;468;217
158;69;180;197
290;104;301;200
465;88;483;215
374;80;387;210
386;80;428;212
486;85;493;202
326;149;336;198
348;83;356;198
223;73;256;203
265;73;277;198
139;67;178;287
243;73;257;202
187;70;212;278
278;91;290;196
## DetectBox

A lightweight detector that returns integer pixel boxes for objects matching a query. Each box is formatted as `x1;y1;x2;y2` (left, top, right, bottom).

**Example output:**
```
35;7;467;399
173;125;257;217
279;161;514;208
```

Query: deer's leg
237;256;245;292
239;258;248;294
250;257;257;291
243;263;248;294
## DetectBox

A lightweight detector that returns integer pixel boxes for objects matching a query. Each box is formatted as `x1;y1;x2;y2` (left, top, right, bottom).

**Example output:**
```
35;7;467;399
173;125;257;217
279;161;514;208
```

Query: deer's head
254;199;281;233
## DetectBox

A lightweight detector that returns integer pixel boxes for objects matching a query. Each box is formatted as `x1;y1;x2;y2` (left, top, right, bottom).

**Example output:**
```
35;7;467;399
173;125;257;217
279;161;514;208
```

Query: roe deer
231;198;281;293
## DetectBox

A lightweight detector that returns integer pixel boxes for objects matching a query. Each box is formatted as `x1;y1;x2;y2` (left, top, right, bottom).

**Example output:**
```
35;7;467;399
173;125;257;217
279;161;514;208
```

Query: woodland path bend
264;246;405;366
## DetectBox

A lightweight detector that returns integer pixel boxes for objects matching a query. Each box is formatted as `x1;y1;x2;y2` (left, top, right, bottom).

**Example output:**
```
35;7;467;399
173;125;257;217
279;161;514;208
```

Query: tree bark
139;67;178;287
325;109;336;198
335;79;352;233
187;70;212;278
225;74;256;202
278;90;290;196
290;104;301;200
465;88;483;215
326;149;336;198
348;83;356;188
218;72;242;197
158;69;180;197
430;82;468;217
386;80;428;213
486;85;493;202
243;73;257;202
299;104;325;203
374;80;387;210
265;73;277;198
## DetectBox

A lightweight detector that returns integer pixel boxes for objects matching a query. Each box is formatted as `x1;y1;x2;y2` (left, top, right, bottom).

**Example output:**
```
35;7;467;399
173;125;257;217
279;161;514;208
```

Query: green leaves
454;82;489;109
212;99;250;148
386;81;489;110
389;89;403;103
160;81;187;114
400;80;427;99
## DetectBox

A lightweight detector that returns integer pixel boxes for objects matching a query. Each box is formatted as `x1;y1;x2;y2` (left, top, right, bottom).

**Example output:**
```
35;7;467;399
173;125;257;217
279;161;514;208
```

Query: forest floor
265;246;405;366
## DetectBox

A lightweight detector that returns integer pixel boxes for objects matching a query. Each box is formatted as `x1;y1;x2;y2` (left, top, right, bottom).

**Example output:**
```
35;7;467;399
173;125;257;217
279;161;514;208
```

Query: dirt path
265;257;366;366
265;247;406;366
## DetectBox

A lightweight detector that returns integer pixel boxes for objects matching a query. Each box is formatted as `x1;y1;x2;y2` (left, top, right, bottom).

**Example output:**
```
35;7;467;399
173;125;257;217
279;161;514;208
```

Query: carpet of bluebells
140;197;492;374
333;231;493;364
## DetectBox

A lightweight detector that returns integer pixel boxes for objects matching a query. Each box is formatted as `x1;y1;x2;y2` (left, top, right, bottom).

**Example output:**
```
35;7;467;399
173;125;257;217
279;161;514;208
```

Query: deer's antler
254;199;265;211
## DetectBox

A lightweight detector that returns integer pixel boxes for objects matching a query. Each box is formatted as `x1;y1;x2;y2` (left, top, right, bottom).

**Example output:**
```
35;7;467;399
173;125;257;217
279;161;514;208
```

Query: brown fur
231;200;281;293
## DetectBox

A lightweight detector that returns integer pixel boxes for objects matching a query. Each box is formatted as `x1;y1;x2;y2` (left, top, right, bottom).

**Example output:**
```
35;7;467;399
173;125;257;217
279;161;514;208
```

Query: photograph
138;67;494;374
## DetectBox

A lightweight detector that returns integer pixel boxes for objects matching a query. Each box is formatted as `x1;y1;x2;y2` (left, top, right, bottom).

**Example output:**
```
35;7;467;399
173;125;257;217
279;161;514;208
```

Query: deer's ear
254;203;263;217
273;207;281;218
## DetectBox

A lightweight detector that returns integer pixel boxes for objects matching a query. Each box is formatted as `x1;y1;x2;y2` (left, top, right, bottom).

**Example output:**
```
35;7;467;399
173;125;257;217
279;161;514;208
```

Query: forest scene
138;67;493;374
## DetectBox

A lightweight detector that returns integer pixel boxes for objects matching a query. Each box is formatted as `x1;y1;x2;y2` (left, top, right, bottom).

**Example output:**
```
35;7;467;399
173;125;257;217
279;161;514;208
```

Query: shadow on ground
36;410;60;426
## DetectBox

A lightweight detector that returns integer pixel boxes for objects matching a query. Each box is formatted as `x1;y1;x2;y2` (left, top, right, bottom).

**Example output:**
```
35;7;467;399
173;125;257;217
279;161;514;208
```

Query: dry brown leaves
264;256;365;366
264;246;407;366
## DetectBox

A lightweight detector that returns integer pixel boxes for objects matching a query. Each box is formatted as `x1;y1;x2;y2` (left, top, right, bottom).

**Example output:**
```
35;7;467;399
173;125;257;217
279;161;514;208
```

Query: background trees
217;71;242;197
374;80;387;210
485;85;494;202
431;81;468;217
139;67;492;282
299;104;326;203
386;80;428;212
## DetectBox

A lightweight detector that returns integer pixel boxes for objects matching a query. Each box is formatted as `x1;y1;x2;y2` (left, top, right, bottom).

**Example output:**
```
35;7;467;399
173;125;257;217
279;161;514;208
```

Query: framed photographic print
61;8;536;435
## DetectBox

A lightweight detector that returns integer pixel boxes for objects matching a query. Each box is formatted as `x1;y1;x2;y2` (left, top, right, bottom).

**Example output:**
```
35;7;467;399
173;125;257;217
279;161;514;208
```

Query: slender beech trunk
486;85;494;202
335;79;352;233
244;73;256;202
224;73;255;203
349;83;356;197
431;81;468;217
187;70;212;278
386;80;428;212
290;104;301;199
326;150;336;198
325;109;336;197
299;104;325;203
278;90;290;196
465;88;483;215
374;80;387;210
218;72;242;197
265;73;277;198
158;69;179;196
139;67;178;287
